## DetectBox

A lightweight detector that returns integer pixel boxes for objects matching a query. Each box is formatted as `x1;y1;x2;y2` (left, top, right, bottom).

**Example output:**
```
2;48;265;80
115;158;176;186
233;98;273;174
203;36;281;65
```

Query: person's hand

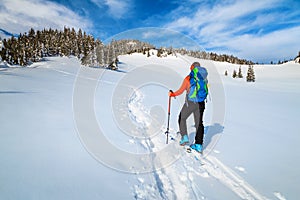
169;90;175;97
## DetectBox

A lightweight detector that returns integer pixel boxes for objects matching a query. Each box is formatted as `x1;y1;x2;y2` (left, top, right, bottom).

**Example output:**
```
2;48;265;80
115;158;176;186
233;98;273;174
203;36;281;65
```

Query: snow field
1;53;299;199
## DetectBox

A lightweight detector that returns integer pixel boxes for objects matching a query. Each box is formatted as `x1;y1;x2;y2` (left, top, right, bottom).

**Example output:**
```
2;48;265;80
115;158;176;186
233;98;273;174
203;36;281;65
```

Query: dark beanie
192;62;200;67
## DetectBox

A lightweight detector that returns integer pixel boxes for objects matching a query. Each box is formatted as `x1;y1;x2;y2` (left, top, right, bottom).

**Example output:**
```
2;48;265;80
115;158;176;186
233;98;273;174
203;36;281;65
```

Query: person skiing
169;62;208;153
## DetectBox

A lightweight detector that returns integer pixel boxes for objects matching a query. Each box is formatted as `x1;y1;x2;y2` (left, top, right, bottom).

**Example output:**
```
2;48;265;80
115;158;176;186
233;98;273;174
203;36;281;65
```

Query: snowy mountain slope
0;54;299;199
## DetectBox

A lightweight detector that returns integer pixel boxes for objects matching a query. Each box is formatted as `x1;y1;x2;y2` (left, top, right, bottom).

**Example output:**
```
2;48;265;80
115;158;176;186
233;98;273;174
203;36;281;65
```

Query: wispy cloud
165;0;300;62
0;0;92;35
227;26;300;62
140;28;201;49
91;0;132;19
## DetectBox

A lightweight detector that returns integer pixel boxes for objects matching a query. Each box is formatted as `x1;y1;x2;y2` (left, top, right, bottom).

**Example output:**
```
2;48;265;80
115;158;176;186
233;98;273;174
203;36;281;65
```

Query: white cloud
164;0;300;62
227;26;300;62
167;0;278;37
91;0;131;19
0;0;92;35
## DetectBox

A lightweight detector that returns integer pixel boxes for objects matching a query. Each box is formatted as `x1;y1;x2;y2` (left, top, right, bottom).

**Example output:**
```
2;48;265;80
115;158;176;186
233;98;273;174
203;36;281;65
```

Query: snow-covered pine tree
95;40;104;67
157;48;163;57
246;65;255;82
232;69;237;78
90;47;97;67
70;27;77;56
238;66;243;78
105;43;111;67
76;28;83;57
110;41;116;64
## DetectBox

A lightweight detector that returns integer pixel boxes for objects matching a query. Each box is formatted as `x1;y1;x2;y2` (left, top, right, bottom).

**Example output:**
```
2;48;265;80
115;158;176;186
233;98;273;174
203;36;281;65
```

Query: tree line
0;27;256;68
0;27;155;69
81;39;154;69
173;48;254;65
0;27;96;66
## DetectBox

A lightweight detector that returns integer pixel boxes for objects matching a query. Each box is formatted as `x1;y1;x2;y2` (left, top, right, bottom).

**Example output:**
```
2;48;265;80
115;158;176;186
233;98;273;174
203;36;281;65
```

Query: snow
235;166;246;173
0;54;299;199
274;191;287;200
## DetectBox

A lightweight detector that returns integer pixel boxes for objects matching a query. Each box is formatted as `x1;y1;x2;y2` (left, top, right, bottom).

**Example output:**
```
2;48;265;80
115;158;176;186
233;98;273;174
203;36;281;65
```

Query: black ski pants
178;100;205;145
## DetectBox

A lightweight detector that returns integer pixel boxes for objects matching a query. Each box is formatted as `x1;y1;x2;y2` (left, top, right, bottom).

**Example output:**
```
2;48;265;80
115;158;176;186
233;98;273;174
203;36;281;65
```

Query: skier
169;62;208;153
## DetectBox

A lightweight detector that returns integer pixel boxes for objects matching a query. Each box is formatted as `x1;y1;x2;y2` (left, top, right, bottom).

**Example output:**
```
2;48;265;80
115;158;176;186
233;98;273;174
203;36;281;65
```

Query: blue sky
0;0;299;63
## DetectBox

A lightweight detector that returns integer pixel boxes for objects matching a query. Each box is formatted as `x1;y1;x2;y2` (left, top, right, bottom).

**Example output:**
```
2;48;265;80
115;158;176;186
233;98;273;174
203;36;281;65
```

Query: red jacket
170;76;190;97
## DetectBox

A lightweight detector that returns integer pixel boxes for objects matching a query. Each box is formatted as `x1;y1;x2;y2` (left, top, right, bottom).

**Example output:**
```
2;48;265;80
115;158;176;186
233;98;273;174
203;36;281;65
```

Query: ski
169;132;204;164
186;147;192;153
185;146;204;164
186;147;202;154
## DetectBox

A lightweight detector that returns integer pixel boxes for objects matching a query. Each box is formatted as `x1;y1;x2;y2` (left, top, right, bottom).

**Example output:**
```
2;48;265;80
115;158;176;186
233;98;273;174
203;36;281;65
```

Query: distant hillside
0;27;282;68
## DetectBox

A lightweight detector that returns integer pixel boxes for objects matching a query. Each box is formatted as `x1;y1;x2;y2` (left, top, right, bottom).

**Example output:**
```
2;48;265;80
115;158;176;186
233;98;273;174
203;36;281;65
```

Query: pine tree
238;66;243;78
246;65;255;82
232;69;237;78
95;41;104;66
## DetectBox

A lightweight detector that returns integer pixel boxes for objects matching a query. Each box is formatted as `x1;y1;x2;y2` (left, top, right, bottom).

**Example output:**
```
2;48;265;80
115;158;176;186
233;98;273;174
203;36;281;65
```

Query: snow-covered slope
0;54;299;199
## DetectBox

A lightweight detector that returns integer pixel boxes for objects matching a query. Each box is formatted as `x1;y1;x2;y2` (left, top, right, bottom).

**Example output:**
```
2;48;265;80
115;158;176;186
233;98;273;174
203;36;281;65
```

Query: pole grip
169;90;176;100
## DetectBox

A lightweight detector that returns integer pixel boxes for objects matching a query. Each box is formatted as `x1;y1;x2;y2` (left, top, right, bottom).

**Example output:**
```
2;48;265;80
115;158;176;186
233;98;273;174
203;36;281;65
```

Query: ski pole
165;90;173;144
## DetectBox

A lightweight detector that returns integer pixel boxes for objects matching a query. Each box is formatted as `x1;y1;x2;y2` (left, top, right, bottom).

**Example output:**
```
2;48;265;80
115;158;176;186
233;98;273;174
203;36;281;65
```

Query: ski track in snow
134;142;268;200
128;90;268;200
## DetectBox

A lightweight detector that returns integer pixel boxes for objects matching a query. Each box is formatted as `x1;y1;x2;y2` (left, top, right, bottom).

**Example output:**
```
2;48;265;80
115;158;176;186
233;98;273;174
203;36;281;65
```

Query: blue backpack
188;66;208;102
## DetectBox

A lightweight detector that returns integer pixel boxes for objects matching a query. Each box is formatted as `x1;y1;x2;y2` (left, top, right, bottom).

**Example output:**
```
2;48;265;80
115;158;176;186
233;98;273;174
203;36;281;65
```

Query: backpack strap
189;67;200;99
